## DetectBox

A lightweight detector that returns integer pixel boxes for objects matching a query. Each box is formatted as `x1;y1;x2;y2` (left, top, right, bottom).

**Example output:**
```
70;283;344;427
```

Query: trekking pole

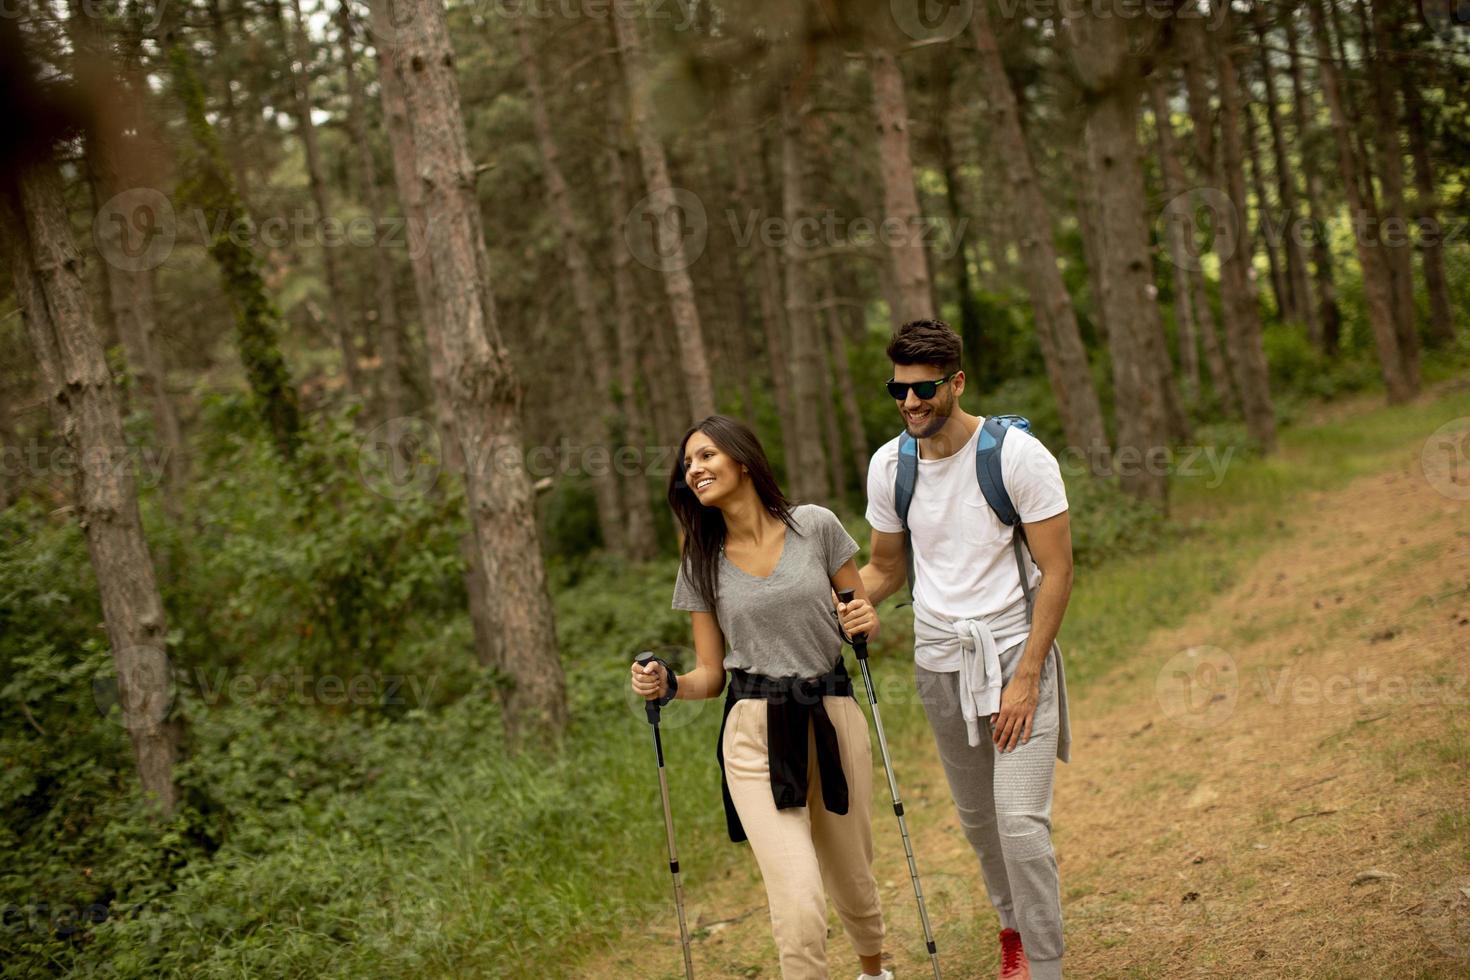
838;591;942;980
634;652;696;980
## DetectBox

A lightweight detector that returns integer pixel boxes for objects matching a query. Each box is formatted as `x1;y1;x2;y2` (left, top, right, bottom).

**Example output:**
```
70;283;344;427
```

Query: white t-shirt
865;418;1069;652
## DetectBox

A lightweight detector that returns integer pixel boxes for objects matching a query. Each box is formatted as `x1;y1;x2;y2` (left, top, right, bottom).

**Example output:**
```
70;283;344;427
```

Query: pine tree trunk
515;17;626;556
933;66;983;386
1080;84;1171;504
970;7;1109;467
205;0;254;207
1401;67;1457;347
869;47;934;326
742;125;800;483
1252;3;1319;342
165;38;303;460
373;0;566;737
1211;8;1277;450
609;2;715;419
3;164;180;815
70;3;185;491
824;277;870;492
1329;0;1376;209
1176;22;1241;410
1241;85;1290;323
780;84;831;504
1064;6;1190;501
1366;0;1422;381
338;0;405;422
1148;73;1202;404
286;0;361;398
1283;5;1343;352
1306;0;1416;403
602;76;660;561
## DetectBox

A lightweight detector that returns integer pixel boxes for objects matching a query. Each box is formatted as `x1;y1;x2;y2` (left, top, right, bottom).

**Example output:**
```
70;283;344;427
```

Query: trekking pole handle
836;589;869;660
634;652;662;725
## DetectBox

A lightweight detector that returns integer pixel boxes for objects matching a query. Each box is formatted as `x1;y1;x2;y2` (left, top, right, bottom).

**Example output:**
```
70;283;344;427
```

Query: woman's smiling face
682;429;743;507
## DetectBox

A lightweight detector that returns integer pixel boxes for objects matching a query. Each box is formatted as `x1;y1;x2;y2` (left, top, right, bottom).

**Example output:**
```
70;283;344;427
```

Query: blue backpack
893;414;1038;612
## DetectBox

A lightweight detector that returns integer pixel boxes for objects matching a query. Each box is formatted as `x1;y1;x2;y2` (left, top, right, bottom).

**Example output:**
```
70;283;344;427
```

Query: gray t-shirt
671;503;860;679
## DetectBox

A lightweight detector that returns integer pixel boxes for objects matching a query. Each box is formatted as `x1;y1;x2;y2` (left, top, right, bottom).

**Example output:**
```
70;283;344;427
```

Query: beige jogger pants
721;694;885;979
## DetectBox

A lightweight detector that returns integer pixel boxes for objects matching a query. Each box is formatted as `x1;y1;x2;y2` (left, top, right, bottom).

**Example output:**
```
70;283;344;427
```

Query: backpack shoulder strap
894;431;919;529
893;432;919;599
976;415;1037;614
975;416;1020;526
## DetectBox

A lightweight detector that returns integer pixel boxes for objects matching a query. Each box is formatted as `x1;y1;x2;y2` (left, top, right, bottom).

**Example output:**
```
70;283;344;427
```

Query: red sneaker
999;927;1031;980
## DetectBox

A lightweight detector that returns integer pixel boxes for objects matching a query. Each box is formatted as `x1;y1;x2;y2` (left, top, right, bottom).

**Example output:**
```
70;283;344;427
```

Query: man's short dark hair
886;319;962;376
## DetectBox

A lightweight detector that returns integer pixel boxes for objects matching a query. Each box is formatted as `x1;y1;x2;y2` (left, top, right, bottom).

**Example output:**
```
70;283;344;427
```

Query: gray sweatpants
915;641;1064;980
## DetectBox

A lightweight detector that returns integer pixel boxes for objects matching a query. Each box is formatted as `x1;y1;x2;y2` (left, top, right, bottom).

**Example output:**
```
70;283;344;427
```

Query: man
857;320;1073;980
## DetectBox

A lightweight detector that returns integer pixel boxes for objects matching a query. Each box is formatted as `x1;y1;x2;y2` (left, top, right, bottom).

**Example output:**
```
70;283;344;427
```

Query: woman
630;415;893;980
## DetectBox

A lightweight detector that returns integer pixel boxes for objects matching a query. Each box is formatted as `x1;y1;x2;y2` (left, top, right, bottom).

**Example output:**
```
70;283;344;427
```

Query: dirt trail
583;442;1470;979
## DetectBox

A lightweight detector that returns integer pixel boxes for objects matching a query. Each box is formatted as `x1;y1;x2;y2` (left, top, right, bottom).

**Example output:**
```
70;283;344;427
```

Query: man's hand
991;669;1040;752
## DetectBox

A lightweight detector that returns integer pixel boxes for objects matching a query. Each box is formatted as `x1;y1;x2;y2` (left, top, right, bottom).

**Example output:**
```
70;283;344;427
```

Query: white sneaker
856;970;894;980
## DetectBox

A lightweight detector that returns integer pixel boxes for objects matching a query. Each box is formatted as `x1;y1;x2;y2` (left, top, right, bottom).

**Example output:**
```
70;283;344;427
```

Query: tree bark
366;0;500;665
373;0;566;737
780;84;832;504
970;7;1109;467
69;1;185;492
868;47;934;326
2;164;180;815
515;17;626;556
1212;9;1277;451
1062;12;1173;503
1306;0;1416;403
609;0;715;419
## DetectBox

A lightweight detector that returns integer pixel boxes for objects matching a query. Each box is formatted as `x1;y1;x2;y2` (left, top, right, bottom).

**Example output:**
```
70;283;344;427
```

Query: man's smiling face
893;363;964;439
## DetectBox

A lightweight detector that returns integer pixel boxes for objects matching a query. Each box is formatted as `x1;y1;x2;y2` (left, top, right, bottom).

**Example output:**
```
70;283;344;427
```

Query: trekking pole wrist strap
646;655;678;706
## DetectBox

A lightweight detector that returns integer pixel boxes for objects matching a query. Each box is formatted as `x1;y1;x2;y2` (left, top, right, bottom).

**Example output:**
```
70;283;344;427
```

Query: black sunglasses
886;373;955;401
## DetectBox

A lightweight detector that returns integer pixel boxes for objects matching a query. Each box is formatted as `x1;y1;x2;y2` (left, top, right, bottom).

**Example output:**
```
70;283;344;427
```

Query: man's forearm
859;561;904;607
1016;568;1072;680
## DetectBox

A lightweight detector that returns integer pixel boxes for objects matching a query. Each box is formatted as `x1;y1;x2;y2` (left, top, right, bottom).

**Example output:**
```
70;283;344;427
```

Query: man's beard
905;393;952;438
